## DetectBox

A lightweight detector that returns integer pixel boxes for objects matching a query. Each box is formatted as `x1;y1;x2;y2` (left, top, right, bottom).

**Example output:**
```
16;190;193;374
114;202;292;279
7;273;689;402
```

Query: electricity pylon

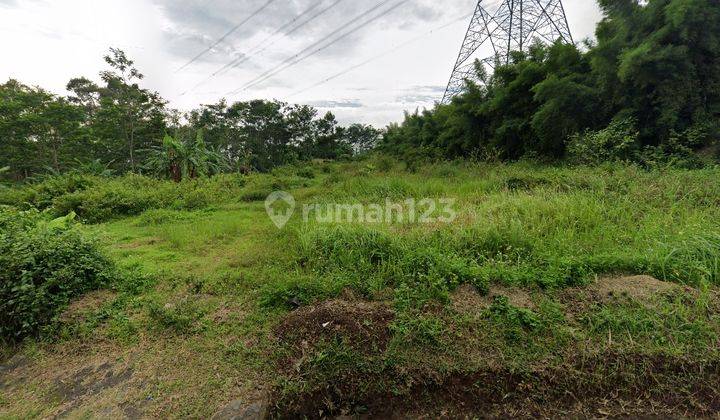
442;0;573;104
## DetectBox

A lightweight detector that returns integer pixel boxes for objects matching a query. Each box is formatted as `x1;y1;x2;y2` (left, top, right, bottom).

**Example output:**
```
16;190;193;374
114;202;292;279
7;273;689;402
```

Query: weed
147;298;209;335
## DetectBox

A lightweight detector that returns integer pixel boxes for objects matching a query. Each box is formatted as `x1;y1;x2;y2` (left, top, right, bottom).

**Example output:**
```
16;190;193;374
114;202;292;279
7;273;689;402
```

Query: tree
381;0;720;163
312;112;348;159
342;124;382;155
145;130;228;182
186;99;357;172
90;48;167;172
0;80;90;178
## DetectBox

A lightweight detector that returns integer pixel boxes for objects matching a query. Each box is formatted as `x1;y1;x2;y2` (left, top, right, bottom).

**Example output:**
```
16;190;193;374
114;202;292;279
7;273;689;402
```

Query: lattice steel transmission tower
442;0;574;103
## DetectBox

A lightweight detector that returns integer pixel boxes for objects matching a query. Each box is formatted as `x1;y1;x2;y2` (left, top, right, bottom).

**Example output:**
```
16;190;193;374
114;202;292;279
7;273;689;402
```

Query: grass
2;158;720;417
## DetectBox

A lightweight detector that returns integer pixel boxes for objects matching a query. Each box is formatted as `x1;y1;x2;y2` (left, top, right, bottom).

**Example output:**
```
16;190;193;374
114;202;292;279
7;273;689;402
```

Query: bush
0;173;96;210
567;119;640;165
48;174;248;223
0;170;315;223
638;128;706;169
0;208;114;342
296;167;315;179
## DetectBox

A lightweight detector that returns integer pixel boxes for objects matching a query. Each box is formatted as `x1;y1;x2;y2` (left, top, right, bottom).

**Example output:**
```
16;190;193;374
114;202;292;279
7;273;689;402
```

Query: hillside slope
2;160;720;418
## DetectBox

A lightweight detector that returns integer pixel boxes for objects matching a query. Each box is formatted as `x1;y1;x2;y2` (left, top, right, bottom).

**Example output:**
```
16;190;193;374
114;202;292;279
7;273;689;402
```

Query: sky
0;0;604;126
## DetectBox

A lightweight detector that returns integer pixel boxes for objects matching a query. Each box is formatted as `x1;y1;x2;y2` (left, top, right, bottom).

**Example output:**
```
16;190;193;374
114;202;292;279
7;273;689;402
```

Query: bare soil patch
275;296;394;357
560;275;688;319
451;283;535;314
59;290;117;325
274;351;720;419
590;275;679;301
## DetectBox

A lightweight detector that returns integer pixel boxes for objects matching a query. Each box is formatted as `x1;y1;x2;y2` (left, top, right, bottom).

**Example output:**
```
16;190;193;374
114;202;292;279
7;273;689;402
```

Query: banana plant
144;130;228;182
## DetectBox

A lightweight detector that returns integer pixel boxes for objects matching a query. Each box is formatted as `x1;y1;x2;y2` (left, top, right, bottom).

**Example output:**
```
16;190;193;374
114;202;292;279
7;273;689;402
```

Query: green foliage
50;174;243;223
144;131;228;182
381;0;720;165
186;100;359;173
0;173;96;210
2;49;379;182
568;118;640;164
0;80;91;178
0;208;114;342
2;160;715;416
0;168;315;223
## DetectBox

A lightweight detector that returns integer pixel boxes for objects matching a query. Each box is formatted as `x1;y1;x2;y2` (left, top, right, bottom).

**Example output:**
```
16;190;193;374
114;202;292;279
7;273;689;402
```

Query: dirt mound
59;290;117;325
451;284;535;314
274;351;720;419
590;275;678;301
559;275;689;320
275;297;394;355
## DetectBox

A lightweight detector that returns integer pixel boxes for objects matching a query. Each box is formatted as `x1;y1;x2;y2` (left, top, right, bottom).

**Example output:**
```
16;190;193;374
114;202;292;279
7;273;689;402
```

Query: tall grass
255;160;720;310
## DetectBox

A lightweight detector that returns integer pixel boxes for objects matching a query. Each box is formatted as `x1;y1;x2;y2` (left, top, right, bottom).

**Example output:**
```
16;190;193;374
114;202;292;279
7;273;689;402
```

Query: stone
212;399;268;420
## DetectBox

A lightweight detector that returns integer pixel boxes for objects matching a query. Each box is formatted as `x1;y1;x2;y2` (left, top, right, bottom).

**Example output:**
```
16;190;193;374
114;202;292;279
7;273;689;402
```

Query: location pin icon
265;191;296;229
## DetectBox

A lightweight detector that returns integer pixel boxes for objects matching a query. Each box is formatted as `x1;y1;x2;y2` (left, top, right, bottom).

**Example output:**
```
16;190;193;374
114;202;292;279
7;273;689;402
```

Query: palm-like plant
145;130;228;182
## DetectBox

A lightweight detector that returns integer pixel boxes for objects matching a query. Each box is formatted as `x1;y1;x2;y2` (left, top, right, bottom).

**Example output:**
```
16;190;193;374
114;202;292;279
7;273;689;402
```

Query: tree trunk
129;119;136;172
51;133;61;172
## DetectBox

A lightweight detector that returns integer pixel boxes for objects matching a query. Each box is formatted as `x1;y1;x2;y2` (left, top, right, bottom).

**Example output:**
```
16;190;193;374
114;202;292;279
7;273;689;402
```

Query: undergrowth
3;159;720;417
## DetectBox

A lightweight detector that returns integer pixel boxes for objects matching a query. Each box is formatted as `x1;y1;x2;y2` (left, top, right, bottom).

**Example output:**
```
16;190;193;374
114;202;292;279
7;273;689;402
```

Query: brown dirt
451;284;535;314
590;275;679;301
560;275;687;319
274;351;720;419
59;290;117;325
275;296;395;358
1;334;267;419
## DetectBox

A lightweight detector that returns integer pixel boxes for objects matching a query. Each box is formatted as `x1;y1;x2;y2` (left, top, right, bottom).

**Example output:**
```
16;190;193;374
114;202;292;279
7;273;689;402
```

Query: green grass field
2;159;720;418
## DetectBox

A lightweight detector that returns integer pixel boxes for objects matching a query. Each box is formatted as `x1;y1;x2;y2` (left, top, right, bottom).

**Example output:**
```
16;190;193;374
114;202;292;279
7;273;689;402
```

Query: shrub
638;128;705;169
296;167;315;179
0;174;96;210
0;208;114;342
567;118;640;165
49;174;249;223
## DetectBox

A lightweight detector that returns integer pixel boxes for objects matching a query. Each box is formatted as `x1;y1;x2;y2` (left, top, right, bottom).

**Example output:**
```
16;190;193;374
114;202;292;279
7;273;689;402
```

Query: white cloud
0;0;604;127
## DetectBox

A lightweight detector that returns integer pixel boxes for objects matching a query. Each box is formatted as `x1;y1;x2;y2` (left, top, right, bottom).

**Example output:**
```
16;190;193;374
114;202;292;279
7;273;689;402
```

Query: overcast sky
0;0;603;126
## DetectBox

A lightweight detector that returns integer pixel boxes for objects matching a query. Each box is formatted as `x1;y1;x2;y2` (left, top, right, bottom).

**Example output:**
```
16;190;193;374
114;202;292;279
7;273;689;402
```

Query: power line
285;0;505;98
180;0;332;96
286;12;475;99
211;0;323;77
229;0;410;96
216;0;347;77
227;0;396;95
175;0;279;73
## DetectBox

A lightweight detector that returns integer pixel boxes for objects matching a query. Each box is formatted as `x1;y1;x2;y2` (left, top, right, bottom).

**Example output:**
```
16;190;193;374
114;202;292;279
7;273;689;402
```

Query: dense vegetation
0;49;380;181
0;208;113;342
382;0;720;165
2;0;718;183
2;159;720;417
0;169;314;223
2;0;720;417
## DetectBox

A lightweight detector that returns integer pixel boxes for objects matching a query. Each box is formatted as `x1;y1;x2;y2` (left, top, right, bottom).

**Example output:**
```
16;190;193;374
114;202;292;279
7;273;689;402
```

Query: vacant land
2;159;720;418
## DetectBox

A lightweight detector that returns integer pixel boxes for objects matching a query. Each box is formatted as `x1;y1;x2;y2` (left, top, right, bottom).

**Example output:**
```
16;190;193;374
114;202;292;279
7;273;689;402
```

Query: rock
212;399;268;420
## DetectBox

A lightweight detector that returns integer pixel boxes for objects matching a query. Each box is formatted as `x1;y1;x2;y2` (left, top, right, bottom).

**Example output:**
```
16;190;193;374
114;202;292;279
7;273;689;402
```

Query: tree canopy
381;0;720;164
1;51;375;181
